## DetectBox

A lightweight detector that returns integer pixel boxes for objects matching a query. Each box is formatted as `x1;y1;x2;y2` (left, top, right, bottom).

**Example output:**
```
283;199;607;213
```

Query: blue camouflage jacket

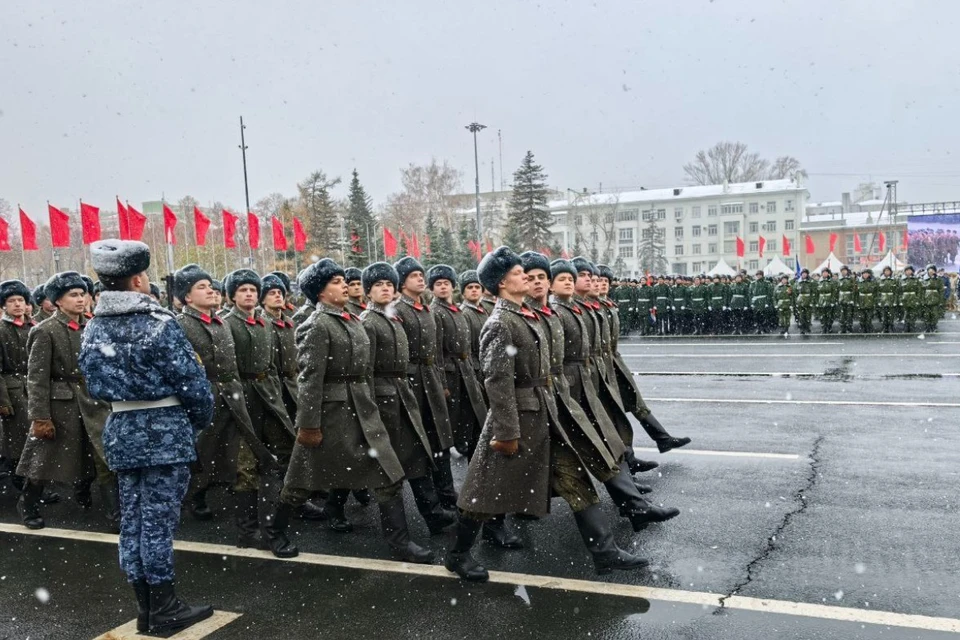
79;291;214;471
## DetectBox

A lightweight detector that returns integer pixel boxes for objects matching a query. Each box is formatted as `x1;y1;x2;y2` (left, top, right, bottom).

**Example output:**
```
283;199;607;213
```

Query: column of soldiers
612;264;946;336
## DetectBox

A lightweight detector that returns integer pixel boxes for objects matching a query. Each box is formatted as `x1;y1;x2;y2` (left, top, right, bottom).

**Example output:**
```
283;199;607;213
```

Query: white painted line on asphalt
92;610;241;640
632;371;820;377
647;397;960;408
623;353;960;358
4;525;958;635
620;342;839;347
634;447;801;460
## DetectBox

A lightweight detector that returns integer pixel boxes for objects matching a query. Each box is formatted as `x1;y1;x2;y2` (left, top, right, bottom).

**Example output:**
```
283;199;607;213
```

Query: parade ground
2;319;958;639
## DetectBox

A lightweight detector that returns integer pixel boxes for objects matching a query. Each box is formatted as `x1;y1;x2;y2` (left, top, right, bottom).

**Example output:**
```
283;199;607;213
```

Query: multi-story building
546;178;809;277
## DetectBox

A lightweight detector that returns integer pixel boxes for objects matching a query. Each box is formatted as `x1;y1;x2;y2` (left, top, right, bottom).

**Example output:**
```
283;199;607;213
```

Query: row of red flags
733;232;902;259
2;200;309;252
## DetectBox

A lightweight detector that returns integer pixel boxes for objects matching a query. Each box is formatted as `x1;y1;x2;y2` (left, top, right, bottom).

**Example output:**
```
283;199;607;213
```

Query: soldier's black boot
326;489;354;533
352;489;373;506
74;478;93;510
17;480;44;530
444;515;488;582
131;579;150;633
409;476;457;534
379;495;434;564
624;447;659;474
147;581;213;634
432;456;458;509
260;500;299;558
187;488;213;521
639;413;692;454
98;479;121;534
295;499;328;521
234;491;260;548
604;462;681;532
481;514;523;549
574;504;649;575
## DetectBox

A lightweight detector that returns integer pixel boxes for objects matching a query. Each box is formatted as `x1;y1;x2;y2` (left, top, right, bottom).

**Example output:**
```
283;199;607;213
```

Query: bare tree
383;159;462;236
683;141;770;185
767;156;808;181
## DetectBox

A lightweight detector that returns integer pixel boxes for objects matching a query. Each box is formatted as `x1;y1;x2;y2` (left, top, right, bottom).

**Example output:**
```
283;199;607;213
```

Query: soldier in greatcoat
0;281;40;492
32;285;55;323
344;267;368;316
391;257;457;508
457;270;487;390
261;274;298;421
445;247;648;582
479;288;497;314
291;267;316;326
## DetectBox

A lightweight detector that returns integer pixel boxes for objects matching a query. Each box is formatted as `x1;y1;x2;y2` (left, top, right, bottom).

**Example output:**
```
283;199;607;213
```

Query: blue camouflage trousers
117;464;190;585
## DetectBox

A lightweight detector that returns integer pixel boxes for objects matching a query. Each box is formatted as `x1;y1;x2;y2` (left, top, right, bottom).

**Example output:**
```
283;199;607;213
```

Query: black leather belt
375;371;405;379
549;366;563;376
326;374;366;383
240;371;268;382
515;376;551;389
410;356;434;366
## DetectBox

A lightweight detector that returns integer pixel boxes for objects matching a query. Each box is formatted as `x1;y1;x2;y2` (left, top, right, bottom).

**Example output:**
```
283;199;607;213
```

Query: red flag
19;208;38;251
542;246;553;258
758;236;766;258
485;239;493;254
383;228;398;258
127;203;147;241
878;231;886;253
828;233;838;253
350;229;361;253
854;233;862;253
736;236;745;258
293;217;307;252
222;210;238;248
247;212;260;249
467;240;481;262
272;216;288;251
782;235;791;257
561;249;571;259
162;204;178;245
903;232;909;250
805;234;815;255
411;233;421;258
48;204;71;248
117;198;130;240
423;234;431;256
80;202;102;245
0;216;10;251
194;207;211;246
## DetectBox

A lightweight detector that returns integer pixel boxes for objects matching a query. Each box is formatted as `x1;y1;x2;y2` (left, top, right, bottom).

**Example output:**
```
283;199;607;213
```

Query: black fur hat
210;278;223;294
427;264;458;289
519;251;550;276
269;271;291;293
45;271;87;303
362;262;399;295
32;285;47;306
225;268;261;300
596;264;615;282
90;239;151;279
394;256;425;288
550;259;577;282
260;273;287;302
149;283;161;299
0;280;31;307
571;256;596;277
300;258;345;303
173;264;212;303
820;268;833;277
80;275;95;295
343;267;363;284
478;246;522;294
458;270;480;293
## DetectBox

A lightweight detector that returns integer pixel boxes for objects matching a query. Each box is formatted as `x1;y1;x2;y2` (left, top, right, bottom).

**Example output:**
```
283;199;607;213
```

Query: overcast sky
2;0;959;218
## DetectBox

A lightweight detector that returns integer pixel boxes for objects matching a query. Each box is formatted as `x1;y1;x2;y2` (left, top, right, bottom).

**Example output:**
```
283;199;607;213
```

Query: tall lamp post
465;122;486;246
239;116;253;269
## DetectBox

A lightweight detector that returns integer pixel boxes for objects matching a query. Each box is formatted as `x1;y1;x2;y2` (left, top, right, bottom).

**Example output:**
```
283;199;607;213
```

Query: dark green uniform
727;279;750;335
836;271;857;333
749;276;775;334
876;272;900;333
688;280;709;334
707;280;728;334
856;272;878;333
652;280;671;335
900;271;923;332
816;274;838;333
774;279;794;334
670;282;690;335
635;284;654;336
794;276;816;334
921;267;945;332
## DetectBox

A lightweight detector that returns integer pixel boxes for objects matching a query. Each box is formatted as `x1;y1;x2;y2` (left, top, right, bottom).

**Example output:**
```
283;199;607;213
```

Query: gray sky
2;0;959;219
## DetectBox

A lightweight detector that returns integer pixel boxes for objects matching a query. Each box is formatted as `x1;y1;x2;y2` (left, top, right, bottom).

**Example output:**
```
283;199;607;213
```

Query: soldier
876;266;900;333
78;240;214;635
222;269;299;555
688;276;709;335
900;265;923;332
445;247;648;583
261;273;299;421
281;259;409;553
836;266;858;334
267;271;296;316
670;275;690;335
921;264;945;332
392;257;456;509
32;285;55;323
750;270;775;334
344;267;367;316
728;274;750;335
479;288;497;314
361;262;454;558
458;270;487;390
856;269;878;333
774;274;794;336
611;277;636;336
291;268;316;326
209;279;224;313
707;275;728;334
635;278;654;336
0;281;39;494
794;269;816;335
651;276;670;335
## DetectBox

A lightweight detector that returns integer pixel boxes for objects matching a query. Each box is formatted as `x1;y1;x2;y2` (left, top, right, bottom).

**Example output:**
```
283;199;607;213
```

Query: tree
454;220;478;272
297;170;341;258
383;159;461;236
501;223;523;253
768;156;808;181
684;141;806;185
507;151;553;252
638;217;668;275
346;169;376;266
423;211;440;266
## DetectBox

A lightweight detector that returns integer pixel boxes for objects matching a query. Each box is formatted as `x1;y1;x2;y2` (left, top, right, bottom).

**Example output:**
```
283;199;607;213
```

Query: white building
547;178;809;277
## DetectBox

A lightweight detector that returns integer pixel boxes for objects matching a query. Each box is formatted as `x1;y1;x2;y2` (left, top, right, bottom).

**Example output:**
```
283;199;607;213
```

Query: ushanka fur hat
260;273;288;302
299;258;345;303
90;239;151;279
362;262;399;295
427;264;458;289
45;271;87;303
343;267;363;284
0;280;32;307
519;251;550;276
596;264;615;282
477;245;522;294
571;256;596;277
393;256;425;287
549;259;577;282
173;264;212;302
225;269;261;300
458;269;480;293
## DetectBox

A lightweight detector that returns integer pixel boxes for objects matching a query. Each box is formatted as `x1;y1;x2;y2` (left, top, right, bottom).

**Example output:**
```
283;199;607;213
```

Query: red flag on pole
293;217;307;252
48;204;71;248
758;236;766;258
127;203;147;241
411;233;421;259
0;216;10;252
222;210;238;248
854;233;862;253
194;207;211;246
19;208;38;251
247;212;260;249
736;236;745;258
272;216;288;251
878;231;886;253
162;204;178;245
902;231;909;250
467;240;481;262
805;234;815;255
80;202;102;245
828;233;839;253
350;229;361;253
383;228;398;257
782;235;791;257
117;198;130;240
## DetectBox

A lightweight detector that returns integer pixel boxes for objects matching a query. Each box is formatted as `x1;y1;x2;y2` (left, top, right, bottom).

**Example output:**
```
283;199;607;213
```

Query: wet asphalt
1;316;958;639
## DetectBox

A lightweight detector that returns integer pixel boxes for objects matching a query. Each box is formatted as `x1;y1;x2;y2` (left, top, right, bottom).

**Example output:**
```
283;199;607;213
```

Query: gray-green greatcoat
345;298;368;317
291;301;315;326
265;309;298;418
361;304;433;479
599;297;651;418
0;315;36;459
284;302;404;490
459;300;488;384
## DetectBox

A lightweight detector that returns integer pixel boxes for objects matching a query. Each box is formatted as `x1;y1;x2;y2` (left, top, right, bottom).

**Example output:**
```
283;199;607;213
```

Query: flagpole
17;204;27;282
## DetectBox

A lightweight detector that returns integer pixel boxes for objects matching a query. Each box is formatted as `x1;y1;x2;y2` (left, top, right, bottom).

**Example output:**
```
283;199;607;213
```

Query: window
785;199;795;212
575;215;582;226
692;225;702;237
749;221;759;233
674;207;683;220
708;243;718;253
764;220;777;232
749;202;759;214
723;221;740;235
618;228;633;244
657;208;666;220
723;240;736;253
785;220;795;230
691;206;702;218
721;203;743;215
708;224;718;236
708;205;718;216
692;244;701;255
604;212;614;223
674;227;684;239
641;209;666;221
618;246;633;258
767;240;777;251
554;214;567;225
590;231;598;242
672;263;688;275
748;260;759;270
692;262;703;273
675;245;684;256
749;241;759;252
642;227;664;240
767;201;777;213
616;208;638;222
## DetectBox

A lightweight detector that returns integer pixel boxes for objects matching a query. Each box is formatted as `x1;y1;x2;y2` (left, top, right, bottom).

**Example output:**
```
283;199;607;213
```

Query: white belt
111;396;182;413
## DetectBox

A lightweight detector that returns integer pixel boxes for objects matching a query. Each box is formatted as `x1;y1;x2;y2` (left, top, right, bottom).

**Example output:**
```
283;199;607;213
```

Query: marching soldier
794;269;816;335
611;277;636;335
344;267;368;316
479;288;497;314
774;274;794;336
0;281;38;494
749;270;775;334
261;273;299;420
856;269;878;333
32;285;55;322
636;278;654;336
900;266;923;332
291;268;316;326
921;264;945;332
877;266;900;333
837;266;858;334
458;270;487;389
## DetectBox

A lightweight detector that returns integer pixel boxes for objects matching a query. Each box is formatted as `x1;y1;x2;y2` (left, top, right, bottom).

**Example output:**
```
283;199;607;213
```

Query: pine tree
454;221;477;272
297;170;341;257
638;217;668;275
433;227;456;267
346;169;375;266
424;211;439;267
506;151;553;252
549;237;563;259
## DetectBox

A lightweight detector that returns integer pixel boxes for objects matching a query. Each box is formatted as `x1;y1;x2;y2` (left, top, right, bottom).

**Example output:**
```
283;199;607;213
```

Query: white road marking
620;342;839;347
622;353;959;358
634;447;800;460
632;371;960;378
3;525;957;635
647;397;960;408
92;610;241;640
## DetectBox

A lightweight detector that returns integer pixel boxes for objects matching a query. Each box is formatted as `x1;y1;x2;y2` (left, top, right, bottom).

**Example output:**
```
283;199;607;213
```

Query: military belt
445;353;469;361
564;357;591;366
215;375;238;384
515;375;551;389
240;371;269;382
549;365;564;376
410;356;434;366
325;374;367;383
375;371;406;379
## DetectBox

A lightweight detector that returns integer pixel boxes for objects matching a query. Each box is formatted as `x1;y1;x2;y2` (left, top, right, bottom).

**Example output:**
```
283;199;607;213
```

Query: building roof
800;210;900;231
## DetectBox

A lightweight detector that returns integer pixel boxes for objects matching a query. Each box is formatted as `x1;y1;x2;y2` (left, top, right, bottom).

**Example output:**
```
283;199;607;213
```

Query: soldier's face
590;275;601;297
402;272;426;296
263;288;285;311
212;291;223;308
463;283;482;303
369;280;395;305
574;272;593;295
347;281;364;299
233;284;259;312
551;272;575;297
4;295;26;318
57;289;87;316
431;279;453;301
320;275;349;308
526;269;550;301
186;280;216;311
598;278;610;296
500;265;530;299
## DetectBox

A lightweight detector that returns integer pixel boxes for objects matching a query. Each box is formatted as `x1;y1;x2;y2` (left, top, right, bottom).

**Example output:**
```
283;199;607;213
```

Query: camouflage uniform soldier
900;266;923;332
921;264;945;332
816;268;839;333
635;279;654;336
794;269;816;334
876;266;900;333
774;275;794;336
856;269;878;333
836;266;858;333
79;240;215;635
749;271;775;334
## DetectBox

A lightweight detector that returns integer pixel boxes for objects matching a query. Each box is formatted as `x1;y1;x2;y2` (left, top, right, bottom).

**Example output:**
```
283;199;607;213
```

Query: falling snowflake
35;588;50;604
99;344;116;357
505;345;518;357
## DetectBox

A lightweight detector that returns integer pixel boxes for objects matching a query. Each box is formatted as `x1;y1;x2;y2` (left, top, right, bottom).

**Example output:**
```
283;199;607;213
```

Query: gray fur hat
458;269;480;293
173;264;212;302
45;271;87;303
0;280;31;307
571;256;596;276
394;256;425;287
225;268;261;300
550;259;577;282
300;258;345;303
519;251;550;276
478;246;522;294
90;239;151;278
362;262;399;295
596;264;615;282
344;267;363;284
260;273;287;302
427;264;458;289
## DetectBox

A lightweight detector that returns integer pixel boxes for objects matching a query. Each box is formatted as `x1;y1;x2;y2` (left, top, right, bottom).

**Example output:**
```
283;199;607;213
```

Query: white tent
813;252;845;273
871;250;906;272
763;256;794;277
705;257;737;276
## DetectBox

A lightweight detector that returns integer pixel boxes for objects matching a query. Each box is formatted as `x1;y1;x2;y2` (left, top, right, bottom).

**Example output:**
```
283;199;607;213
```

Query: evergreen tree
433;227;456;267
424;211;439;267
638;217;668;275
297;170;341;257
549;237;563;259
506;151;553;252
454;221;478;272
346;169;375;266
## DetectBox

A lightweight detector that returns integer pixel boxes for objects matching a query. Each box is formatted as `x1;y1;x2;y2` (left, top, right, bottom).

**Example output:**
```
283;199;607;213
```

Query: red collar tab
573;305;582;315
476;306;486;314
258;318;265;326
604;300;615;308
84;312;93;319
245;316;256;325
213;316;223;325
448;304;459;313
359;302;367;310
67;320;81;331
285;320;294;328
520;307;538;320
413;302;424;312
341;312;352;321
199;313;212;324
12;317;24;327
274;320;286;328
540;306;552;316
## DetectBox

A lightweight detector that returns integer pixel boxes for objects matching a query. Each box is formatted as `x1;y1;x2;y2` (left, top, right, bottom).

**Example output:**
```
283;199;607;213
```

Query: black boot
131;579;150;633
17;480;44;530
74;478;93;510
444;515;488;582
640;413;691;454
574;504;649;575
432;456;458;509
39;486;60;505
481;514;523;549
99;480;121;534
656;436;692;454
352;489;373;506
147;581;213;634
234;491;260;548
326;489;353;533
187;488;213;521
409;476;457;535
624;448;659;474
379;496;434;564
260;501;299;558
296;499;328;521
633;480;652;494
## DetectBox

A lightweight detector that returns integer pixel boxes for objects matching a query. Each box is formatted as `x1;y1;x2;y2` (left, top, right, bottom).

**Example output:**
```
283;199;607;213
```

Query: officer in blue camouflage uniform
79;240;215;635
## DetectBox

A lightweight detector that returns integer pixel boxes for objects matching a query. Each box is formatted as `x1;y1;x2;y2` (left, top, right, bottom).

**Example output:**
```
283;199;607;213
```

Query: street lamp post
465;122;486;246
239;116;254;270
